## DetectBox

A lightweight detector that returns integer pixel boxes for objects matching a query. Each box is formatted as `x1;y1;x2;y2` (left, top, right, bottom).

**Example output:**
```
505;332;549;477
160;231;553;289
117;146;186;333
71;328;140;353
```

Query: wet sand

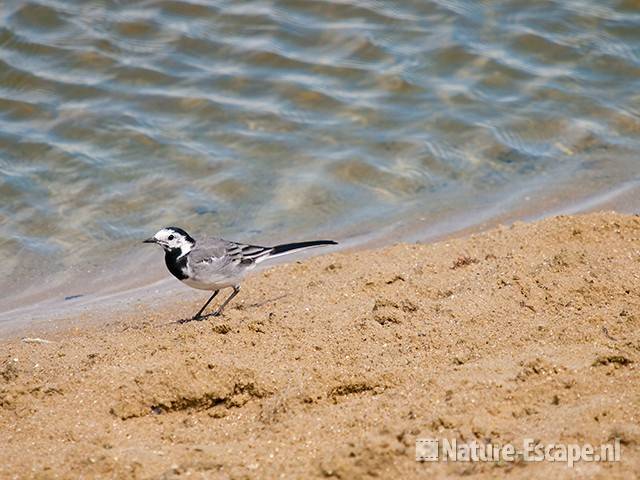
1;212;639;479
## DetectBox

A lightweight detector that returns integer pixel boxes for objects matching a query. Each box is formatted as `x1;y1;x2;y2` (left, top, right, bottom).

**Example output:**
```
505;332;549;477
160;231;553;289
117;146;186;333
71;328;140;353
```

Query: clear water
1;0;640;319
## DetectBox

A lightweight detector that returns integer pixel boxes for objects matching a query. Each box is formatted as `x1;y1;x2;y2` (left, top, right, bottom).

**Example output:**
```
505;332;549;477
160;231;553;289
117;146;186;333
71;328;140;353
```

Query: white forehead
154;228;182;239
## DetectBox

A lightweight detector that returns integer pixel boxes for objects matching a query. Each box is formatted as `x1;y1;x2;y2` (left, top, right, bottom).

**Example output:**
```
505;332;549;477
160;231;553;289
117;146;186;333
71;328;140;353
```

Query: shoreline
3;177;640;339
2;211;640;478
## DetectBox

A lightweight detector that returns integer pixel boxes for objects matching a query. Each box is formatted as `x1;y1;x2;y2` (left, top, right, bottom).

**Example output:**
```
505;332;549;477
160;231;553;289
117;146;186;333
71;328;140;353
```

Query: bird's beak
143;237;157;244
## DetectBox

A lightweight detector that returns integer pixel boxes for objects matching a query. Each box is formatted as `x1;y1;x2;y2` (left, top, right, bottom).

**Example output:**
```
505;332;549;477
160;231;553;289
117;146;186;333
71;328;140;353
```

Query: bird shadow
237;293;288;311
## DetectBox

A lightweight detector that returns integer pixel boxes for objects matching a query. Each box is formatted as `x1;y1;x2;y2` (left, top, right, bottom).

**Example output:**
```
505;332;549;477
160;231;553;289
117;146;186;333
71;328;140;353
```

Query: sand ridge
1;212;639;479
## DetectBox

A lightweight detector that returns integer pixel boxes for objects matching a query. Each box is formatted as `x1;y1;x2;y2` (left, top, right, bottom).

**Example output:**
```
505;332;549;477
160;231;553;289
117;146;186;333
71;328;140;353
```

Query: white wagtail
144;227;337;322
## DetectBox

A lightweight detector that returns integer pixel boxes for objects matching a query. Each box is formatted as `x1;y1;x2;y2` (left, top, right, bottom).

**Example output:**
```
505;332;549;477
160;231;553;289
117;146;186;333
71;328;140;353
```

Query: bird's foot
176;316;203;324
173;310;223;324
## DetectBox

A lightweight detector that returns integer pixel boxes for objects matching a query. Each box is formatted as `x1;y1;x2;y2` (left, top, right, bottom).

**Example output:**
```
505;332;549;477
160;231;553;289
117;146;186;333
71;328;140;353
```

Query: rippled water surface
1;0;640;316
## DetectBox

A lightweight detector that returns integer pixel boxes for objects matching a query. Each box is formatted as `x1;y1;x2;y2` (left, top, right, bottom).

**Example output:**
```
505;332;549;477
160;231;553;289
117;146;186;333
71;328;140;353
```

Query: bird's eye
168;235;174;241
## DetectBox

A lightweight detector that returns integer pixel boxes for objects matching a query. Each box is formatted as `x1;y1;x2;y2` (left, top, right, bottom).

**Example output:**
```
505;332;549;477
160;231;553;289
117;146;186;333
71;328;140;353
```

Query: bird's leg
208;286;240;317
191;290;219;320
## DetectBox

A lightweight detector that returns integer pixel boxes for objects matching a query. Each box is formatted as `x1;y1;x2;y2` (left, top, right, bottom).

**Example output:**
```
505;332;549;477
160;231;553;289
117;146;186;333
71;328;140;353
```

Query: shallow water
1;0;640;320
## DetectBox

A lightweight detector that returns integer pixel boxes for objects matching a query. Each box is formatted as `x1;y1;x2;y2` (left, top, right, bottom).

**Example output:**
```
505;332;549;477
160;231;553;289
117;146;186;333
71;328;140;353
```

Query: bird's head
143;227;195;255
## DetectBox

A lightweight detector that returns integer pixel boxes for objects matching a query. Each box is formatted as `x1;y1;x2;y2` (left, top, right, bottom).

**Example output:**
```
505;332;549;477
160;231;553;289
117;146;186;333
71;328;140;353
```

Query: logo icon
416;439;439;462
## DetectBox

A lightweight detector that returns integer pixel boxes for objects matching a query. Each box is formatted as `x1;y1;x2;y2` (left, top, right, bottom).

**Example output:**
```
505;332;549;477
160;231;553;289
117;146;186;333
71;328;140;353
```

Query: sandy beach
1;212;639;479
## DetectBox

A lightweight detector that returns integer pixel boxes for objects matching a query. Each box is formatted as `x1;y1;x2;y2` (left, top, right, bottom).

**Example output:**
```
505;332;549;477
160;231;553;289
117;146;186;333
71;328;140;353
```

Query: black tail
269;240;338;258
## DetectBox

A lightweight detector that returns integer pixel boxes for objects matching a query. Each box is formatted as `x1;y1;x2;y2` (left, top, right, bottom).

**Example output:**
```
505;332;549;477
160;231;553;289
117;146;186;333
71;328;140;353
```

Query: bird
143;227;337;322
